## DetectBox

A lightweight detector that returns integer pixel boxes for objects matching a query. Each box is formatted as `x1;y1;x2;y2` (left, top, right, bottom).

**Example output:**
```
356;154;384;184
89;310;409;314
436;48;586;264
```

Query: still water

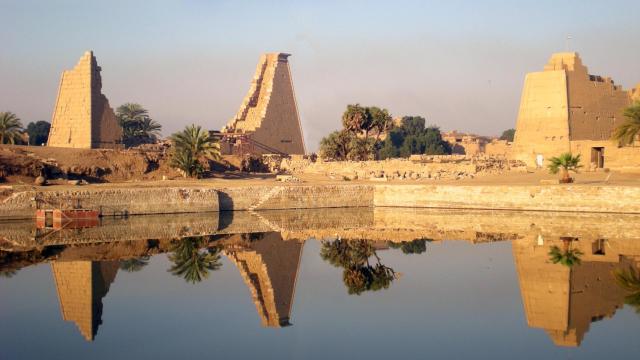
1;208;640;359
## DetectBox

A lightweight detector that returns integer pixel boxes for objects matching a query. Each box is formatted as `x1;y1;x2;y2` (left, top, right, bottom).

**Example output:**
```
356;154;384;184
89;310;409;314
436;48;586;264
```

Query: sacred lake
1;208;639;359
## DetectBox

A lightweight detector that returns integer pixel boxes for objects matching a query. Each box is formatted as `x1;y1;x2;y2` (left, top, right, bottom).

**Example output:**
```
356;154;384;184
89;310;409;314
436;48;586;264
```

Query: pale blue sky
1;0;639;150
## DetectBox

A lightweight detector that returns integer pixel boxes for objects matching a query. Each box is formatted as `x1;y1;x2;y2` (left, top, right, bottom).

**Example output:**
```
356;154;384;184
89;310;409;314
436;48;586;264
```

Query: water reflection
168;237;222;284
320;239;397;295
1;208;640;348
51;260;118;341
224;232;302;327
513;235;640;347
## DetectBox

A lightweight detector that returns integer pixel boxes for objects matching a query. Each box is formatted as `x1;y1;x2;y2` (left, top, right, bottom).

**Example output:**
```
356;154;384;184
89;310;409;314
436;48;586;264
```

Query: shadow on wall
218;191;234;211
218;211;234;231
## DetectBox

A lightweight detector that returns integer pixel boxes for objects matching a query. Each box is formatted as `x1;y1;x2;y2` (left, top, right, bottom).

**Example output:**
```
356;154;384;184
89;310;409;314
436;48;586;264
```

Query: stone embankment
0;184;372;219
3;182;640;220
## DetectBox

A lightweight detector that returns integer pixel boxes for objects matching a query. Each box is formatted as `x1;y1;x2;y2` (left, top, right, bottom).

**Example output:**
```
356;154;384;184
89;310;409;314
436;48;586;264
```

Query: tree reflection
168;237;222;284
0;268;18;278
548;237;583;267
119;256;150;272
388;239;429;254
614;266;640;314
320;239;396;295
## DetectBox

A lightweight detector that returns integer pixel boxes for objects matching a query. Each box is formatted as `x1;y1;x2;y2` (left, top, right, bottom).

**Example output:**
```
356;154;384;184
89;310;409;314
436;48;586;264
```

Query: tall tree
379;118;451;159
0;112;24;144
116;103;162;147
612;102;640;146
369;107;393;140
319;130;353;161
26;121;51;145
499;128;516;142
342;104;372;136
170;124;221;178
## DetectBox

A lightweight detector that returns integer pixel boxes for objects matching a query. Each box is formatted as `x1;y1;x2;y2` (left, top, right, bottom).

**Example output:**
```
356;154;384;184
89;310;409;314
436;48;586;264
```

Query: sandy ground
2;169;638;195
2;144;638;194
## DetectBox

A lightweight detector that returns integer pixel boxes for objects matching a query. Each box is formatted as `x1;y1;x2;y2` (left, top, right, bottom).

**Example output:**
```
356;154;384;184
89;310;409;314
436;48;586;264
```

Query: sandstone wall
0;187;220;219
5;183;640;223
484;140;512;157
47;51;122;149
374;184;640;213
294;158;479;180
564;55;630;141
218;184;372;211
512;69;571;165
571;140;640;171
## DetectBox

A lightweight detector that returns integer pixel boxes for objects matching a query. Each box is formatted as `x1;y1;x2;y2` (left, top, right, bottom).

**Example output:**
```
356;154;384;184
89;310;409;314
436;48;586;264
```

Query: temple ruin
47;51;122;149
221;53;306;155
512;52;640;169
51;260;119;341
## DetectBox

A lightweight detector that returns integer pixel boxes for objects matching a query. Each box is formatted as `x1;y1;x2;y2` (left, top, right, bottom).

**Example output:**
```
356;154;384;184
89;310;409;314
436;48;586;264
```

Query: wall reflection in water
1;208;640;346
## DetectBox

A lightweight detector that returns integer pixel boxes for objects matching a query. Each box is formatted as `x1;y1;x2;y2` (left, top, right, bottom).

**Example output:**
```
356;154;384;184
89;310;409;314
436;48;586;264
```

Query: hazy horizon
2;0;639;151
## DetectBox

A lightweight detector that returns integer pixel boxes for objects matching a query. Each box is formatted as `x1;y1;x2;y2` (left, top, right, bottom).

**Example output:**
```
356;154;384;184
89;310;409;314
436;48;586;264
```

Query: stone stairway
248;186;283;211
250;210;284;233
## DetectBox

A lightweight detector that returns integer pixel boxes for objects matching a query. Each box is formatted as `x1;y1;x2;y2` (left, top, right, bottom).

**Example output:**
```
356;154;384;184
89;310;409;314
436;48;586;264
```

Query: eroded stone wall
286;156;522;181
47;51;122;149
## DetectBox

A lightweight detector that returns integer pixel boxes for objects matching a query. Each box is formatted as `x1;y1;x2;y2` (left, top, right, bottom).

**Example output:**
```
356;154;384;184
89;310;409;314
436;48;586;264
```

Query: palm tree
369;107;393;140
612;102;640;146
613;266;640;313
342;104;372;136
170;148;204;178
320;238;396;295
170;124;221;178
139;117;162;140
119;256;150;272
548;238;582;267
116;103;162;147
0;112;24;144
168;237;222;284
171;124;221;161
548;153;582;183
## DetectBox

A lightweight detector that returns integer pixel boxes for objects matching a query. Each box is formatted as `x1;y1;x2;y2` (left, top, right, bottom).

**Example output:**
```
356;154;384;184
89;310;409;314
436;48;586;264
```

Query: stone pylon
51;260;119;341
47;51;122;149
512;52;635;166
222;53;306;155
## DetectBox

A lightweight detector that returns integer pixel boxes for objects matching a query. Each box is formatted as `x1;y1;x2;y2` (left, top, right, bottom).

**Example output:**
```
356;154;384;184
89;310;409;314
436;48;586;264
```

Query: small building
442;131;492;156
512;52;640;170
